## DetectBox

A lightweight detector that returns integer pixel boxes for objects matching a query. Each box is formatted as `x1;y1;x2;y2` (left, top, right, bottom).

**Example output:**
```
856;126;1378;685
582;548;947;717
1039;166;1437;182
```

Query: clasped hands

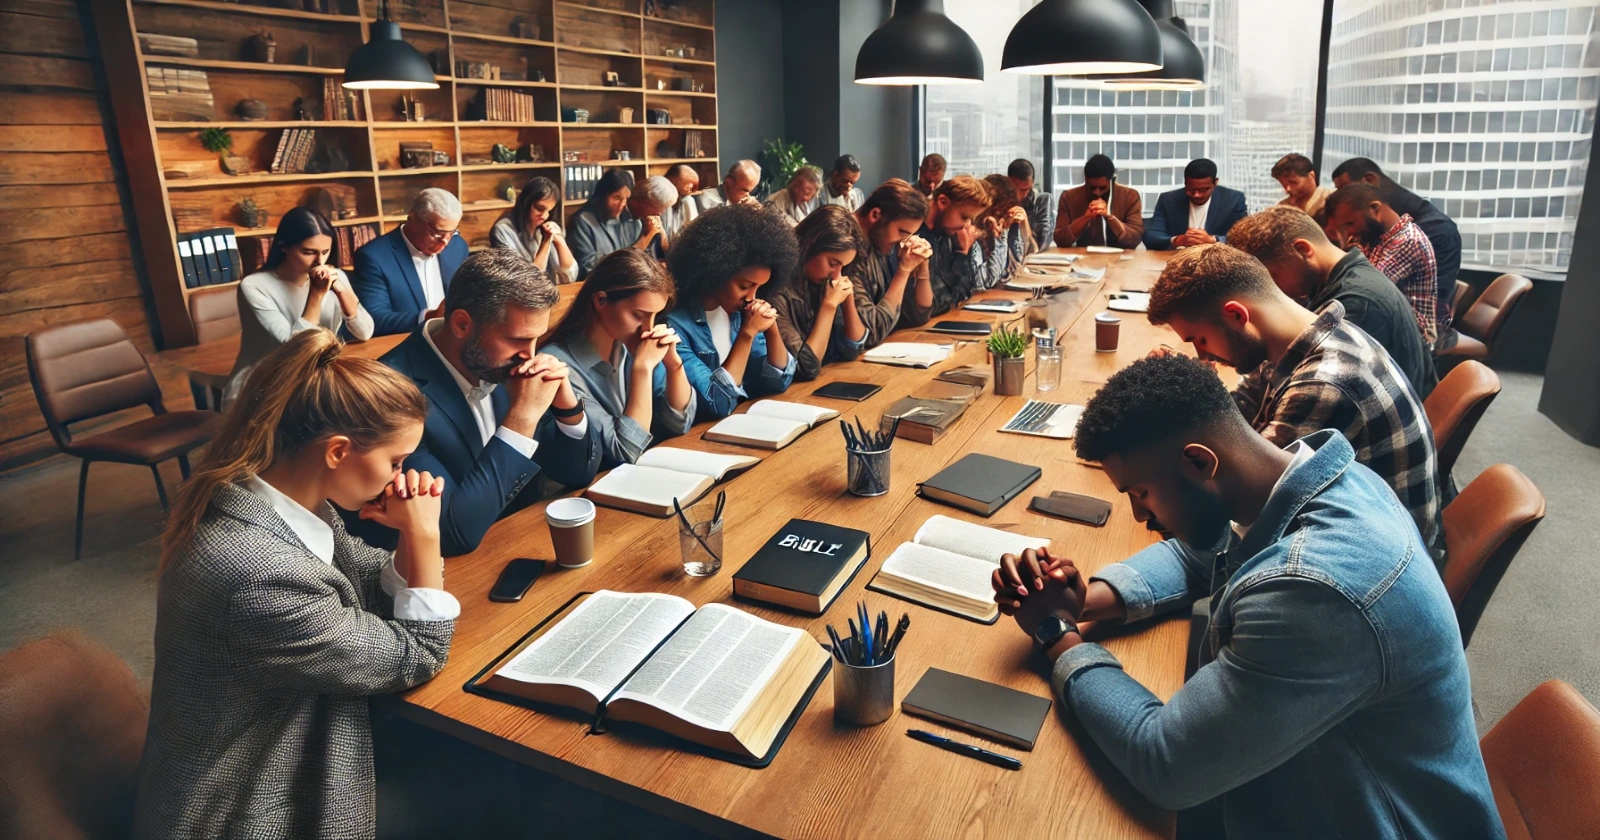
992;547;1089;657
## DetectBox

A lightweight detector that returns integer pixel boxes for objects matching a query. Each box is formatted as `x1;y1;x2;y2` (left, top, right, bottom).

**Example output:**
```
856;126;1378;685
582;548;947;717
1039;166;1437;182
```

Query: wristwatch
550;402;585;419
1033;614;1078;651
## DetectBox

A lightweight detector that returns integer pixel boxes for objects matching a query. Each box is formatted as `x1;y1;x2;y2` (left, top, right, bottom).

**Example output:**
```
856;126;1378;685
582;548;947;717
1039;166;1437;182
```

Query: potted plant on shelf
987;324;1028;396
201;127;251;176
757;137;807;200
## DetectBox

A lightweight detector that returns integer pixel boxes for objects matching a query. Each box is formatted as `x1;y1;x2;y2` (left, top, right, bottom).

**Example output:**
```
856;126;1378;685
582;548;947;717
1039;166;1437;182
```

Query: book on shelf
862;342;953;369
269;129;294;174
733;519;871;615
177;235;200;289
584;447;758;517
917;452;1042;517
868;515;1051;623
198;233;220;285
702;400;840;450
467;590;832;766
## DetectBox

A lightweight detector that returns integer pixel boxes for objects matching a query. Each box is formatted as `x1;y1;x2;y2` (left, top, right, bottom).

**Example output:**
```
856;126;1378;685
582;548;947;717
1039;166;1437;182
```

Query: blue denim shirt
1053;431;1502;839
663;306;796;419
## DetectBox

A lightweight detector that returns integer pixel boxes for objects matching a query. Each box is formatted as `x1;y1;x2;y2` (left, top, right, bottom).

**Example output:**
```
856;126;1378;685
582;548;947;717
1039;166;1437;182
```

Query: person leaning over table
664;204;799;419
1143;157;1248;251
766;164;825;228
1332;156;1462;321
568;169;663;280
1054;153;1145;250
135;329;457;840
770;205;869;381
849;178;934;345
975;174;1036;291
1006;157;1053;251
691;159;763;214
1270;152;1333;224
918;174;993;318
225;207;374;406
490;174;578;284
824;154;865;212
541;248;694;470
351;187;469;336
661;163;701;242
991;353;1503;840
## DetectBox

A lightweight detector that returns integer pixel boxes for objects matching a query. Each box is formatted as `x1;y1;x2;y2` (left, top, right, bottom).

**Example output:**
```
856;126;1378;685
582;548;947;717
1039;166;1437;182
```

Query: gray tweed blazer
132;483;455;839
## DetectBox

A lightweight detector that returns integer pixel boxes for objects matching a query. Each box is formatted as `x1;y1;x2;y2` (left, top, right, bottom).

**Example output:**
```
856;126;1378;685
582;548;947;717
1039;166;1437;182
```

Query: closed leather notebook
917;453;1041;517
901;667;1052;750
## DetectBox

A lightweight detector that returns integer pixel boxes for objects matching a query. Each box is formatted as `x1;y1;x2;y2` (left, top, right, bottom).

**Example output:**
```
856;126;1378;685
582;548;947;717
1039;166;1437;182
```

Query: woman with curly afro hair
664;204;800;418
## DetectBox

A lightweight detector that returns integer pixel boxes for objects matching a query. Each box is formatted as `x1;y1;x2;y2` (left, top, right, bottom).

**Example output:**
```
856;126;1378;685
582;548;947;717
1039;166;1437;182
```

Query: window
922;0;1044;181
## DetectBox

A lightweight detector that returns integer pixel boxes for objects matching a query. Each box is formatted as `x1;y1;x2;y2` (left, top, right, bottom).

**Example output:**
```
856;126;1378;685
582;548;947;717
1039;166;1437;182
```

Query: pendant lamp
1097;0;1205;89
344;1;438;91
1001;0;1162;76
855;0;984;86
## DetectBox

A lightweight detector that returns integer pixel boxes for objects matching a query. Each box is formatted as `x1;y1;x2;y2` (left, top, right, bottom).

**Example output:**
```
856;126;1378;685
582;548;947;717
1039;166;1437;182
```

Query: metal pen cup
845;446;891;497
833;655;895;726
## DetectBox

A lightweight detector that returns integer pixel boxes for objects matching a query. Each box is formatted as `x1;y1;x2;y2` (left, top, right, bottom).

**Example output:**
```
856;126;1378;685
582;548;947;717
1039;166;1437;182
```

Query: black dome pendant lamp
855;0;984;86
343;0;439;91
1097;0;1205;89
1001;0;1163;76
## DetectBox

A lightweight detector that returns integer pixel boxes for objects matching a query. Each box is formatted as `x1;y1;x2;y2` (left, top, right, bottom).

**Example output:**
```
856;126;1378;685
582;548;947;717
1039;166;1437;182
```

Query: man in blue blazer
364;250;602;556
352;187;470;335
1143;158;1249;251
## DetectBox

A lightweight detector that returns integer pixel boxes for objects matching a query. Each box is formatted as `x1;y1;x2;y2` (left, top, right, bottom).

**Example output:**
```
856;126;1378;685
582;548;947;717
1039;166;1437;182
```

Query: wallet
1029;491;1112;526
813;381;883;401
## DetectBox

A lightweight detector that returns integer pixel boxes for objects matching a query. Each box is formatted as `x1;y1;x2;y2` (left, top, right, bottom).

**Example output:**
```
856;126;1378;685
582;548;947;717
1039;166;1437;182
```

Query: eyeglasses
420;223;458;242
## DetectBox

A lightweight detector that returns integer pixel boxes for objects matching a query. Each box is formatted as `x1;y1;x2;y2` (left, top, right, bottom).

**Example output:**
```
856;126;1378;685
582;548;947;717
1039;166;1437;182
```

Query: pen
906;729;1022;771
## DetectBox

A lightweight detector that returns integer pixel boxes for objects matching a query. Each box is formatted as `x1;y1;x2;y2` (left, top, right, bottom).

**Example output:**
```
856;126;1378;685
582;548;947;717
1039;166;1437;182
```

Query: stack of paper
862;342;953;368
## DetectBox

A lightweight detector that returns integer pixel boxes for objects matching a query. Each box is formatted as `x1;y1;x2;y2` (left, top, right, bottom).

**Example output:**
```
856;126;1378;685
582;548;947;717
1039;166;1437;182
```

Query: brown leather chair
1435;273;1533;371
1424;360;1500;478
1480;680;1600;840
187;285;241;411
1451;278;1473;323
0;631;149;840
26;318;222;558
1441;464;1544;647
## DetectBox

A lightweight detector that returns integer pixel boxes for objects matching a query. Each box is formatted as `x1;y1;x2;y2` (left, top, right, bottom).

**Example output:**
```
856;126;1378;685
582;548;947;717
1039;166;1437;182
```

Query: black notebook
917;453;1041;516
812;381;883;402
901;667;1053;750
928;320;993;335
733;519;870;614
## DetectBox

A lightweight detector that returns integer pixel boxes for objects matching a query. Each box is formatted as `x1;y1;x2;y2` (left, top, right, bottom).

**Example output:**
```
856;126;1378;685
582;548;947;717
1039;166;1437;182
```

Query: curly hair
979;174;1018;225
1146;244;1277;326
1226;206;1330;264
667;204;799;305
1074;354;1242;462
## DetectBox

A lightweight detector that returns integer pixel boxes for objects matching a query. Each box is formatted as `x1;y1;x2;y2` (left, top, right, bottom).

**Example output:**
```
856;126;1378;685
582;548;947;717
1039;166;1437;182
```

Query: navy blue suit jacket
1142;185;1249;251
351;227;469;336
363;330;602;556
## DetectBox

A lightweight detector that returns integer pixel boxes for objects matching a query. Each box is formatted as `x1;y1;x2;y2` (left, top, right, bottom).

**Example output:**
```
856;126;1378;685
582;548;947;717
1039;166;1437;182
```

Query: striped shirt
1362;214;1445;346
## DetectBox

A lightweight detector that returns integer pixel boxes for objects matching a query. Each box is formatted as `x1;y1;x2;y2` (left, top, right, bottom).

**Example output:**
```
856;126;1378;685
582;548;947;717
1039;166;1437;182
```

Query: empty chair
1435;273;1533;371
0;631;149;840
1424;360;1501;478
1479;680;1600;840
1440;464;1544;646
187;285;242;411
26;318;222;558
1451;278;1473;324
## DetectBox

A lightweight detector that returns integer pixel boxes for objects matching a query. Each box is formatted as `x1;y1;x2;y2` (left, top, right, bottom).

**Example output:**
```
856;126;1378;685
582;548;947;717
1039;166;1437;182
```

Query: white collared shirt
242;475;460;621
1188;197;1212;232
402;230;447;325
705;306;733;363
421;319;588;454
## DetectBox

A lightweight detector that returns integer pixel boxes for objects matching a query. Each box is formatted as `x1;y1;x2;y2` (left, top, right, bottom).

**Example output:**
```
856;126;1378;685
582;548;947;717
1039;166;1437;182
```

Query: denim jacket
664;306;796;419
1053;431;1502;839
541;335;694;470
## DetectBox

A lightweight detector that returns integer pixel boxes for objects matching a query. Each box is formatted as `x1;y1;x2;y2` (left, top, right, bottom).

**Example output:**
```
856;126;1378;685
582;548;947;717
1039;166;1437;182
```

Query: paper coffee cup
546;497;596;568
1095;312;1121;353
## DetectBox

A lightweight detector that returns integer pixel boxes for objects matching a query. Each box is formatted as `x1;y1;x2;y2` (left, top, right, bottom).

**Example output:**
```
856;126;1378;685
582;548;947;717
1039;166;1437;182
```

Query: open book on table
867;515;1051;624
585;447;759;516
702;400;839;450
467;590;832;766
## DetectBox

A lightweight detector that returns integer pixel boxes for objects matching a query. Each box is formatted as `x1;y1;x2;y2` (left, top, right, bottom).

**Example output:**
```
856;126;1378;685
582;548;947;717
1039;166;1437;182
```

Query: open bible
585;447;759;516
467;591;832;766
703;400;840;450
867;516;1051;623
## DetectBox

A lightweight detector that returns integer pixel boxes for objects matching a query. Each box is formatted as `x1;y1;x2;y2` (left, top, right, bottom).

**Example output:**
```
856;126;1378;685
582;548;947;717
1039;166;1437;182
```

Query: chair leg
178;453;193;480
151;465;170;513
75;460;91;560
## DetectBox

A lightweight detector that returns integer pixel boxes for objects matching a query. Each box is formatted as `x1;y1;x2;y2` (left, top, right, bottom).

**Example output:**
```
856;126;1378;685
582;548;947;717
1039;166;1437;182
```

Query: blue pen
859;603;874;666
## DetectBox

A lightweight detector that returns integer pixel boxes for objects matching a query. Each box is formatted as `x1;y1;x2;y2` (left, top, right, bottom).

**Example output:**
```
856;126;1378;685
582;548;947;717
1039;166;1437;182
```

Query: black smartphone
1029;492;1112;527
489;558;545;602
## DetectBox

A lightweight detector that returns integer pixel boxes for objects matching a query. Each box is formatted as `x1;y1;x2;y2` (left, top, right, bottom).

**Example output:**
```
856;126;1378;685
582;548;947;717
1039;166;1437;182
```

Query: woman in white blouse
225;208;374;405
489;175;579;283
765;165;824;227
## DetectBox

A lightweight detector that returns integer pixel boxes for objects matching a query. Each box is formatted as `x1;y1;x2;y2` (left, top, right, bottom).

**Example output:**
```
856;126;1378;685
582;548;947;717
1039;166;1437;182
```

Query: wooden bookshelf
92;0;718;347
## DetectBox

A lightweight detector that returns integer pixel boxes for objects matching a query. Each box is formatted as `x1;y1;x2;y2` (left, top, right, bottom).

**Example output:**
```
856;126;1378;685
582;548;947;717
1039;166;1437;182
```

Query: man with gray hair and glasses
353;187;470;335
692;159;763;214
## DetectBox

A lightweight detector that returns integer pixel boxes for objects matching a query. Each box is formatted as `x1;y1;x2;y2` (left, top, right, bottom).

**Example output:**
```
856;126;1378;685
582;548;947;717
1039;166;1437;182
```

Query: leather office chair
1424;360;1500;478
187;285;241;411
1451;279;1473;324
26;318;222;558
1480;680;1600;840
1441;464;1544;647
0;631;149;840
1435;273;1533;373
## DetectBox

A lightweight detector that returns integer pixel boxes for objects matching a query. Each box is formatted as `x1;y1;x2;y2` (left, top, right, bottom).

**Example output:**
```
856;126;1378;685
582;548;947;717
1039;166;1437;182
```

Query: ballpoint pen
906;730;1022;771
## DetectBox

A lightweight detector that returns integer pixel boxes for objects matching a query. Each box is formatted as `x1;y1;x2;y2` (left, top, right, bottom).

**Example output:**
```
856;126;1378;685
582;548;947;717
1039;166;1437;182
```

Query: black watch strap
1033;614;1078;650
550;402;585;419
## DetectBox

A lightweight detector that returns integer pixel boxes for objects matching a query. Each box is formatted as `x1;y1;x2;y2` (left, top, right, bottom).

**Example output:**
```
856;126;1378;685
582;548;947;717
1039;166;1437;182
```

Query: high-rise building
1322;0;1600;272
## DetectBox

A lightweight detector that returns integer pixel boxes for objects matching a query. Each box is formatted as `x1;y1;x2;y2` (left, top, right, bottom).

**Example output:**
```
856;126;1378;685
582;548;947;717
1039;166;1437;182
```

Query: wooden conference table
154;248;1186;839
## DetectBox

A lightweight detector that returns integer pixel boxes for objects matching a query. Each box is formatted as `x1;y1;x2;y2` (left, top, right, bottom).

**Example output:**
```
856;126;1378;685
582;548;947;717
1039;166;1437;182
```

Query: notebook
999;401;1085;440
702;401;840;450
732;519;871;614
812;381;883;401
963;300;1023;314
585;447;759;516
927;320;992;336
880;397;968;444
862;342;953;369
917;453;1042;516
902;668;1053;750
1024;252;1080;266
867;515;1051;623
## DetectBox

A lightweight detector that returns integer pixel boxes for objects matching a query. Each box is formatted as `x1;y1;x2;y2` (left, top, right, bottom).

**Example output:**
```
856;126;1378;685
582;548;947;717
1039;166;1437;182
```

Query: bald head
665;164;700;198
724;159;760;204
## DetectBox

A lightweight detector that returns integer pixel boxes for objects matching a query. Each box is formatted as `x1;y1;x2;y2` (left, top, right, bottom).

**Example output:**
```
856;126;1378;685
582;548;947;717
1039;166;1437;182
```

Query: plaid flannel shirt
1362;214;1446;346
1233;300;1444;560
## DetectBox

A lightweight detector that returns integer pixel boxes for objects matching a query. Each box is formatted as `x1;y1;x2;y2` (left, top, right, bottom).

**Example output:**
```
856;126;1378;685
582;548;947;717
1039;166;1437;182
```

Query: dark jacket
1054;184;1145;249
1143;185;1249;251
1311;249;1438;399
351;227;469;336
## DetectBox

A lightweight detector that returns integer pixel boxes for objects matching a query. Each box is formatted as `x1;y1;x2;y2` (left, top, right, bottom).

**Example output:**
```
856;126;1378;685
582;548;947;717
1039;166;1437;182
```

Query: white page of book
863;343;953;367
635;447;757;479
497;591;695;699
879;542;999;603
706;413;807;445
611;603;801;732
914;514;1050;563
588;464;707;508
746;400;838;426
1025;252;1079;265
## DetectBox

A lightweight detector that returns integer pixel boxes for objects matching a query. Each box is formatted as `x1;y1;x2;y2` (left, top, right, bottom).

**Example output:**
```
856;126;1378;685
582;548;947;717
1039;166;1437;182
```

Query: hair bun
316;336;342;369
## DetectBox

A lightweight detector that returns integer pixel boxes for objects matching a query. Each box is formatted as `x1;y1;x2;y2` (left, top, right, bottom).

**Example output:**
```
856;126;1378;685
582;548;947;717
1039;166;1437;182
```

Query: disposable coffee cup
546;498;596;568
1095;312;1121;353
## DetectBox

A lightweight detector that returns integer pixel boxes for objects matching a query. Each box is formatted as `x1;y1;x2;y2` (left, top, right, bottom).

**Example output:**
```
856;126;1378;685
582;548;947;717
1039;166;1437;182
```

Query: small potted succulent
987;323;1028;396
201;127;250;175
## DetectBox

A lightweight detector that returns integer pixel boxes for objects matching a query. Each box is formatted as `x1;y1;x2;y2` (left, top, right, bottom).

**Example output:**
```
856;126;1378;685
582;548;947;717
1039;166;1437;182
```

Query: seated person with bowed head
1143;158;1248;251
770;205;870;381
664;204;799;418
919;175;993;317
1007;158;1054;251
490;175;578;283
1054;154;1144;249
226;207;375;405
136;330;456;840
915;152;946;197
1271;152;1333;223
1332;156;1462;319
352;188;469;335
1324;182;1447;348
990;353;1501;839
766;164;824;227
540;249;695;470
372;250;602;556
661;163;701;241
692;159;763;214
824;154;865;212
849;178;933;346
569;169;665;280
975;174;1036;291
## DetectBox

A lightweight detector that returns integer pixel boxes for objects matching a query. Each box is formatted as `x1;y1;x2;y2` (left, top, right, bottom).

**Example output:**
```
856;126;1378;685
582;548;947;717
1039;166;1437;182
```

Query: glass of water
678;503;724;577
1035;339;1062;392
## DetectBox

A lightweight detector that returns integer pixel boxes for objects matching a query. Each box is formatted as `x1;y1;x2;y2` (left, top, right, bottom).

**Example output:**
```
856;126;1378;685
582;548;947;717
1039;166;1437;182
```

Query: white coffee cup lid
546;497;596;527
1096;312;1122;323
